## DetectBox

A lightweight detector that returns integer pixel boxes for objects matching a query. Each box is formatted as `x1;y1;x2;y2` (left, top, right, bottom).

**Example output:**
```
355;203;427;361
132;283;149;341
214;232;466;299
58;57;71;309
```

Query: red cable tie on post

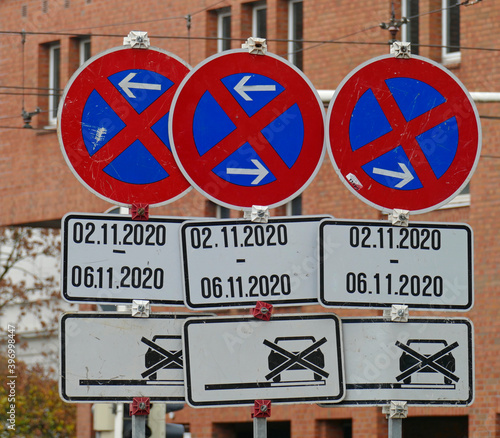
251;301;273;321
129;397;150;416
131;204;149;221
252;400;271;418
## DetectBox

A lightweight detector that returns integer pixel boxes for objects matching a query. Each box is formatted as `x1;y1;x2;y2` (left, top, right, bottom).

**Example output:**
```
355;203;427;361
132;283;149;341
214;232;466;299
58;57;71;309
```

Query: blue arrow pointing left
108;69;173;114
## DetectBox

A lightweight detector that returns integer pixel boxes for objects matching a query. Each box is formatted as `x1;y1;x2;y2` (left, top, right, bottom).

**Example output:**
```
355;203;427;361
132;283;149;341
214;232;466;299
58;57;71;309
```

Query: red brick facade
0;0;498;437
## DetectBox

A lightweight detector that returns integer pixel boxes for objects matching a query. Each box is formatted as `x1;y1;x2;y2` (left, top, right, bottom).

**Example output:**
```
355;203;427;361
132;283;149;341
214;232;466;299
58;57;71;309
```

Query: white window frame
442;0;461;64
288;0;303;68
215;204;231;219
48;43;61;126
401;0;418;54
217;9;231;52
286;194;302;216
79;37;91;65
440;183;470;209
252;2;267;39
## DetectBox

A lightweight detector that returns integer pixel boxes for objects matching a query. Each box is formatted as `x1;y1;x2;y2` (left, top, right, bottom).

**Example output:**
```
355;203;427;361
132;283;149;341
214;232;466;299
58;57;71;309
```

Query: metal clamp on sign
252;400;272;418
130;397;151;415
131;203;150;221
251;301;273;321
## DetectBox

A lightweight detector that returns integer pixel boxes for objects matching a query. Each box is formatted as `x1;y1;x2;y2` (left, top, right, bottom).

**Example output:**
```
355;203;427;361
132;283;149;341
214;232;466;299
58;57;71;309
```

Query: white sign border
181;216;330;309
182;313;345;407
319;317;474;407
62;212;188;305
319;219;473;311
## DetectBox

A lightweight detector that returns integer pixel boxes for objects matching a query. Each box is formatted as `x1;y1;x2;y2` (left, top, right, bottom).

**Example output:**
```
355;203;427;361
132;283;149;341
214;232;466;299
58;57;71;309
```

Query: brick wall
0;0;498;437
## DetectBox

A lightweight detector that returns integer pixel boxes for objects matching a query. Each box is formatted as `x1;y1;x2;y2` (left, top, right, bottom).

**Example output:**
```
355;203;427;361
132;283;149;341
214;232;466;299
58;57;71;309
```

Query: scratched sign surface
320;317;474;406
60;313;210;402
58;46;191;207
326;55;481;214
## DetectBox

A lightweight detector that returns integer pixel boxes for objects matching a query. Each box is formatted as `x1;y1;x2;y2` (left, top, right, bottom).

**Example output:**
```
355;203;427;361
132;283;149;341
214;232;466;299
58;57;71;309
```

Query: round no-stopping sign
58;46;191;207
327;55;481;214
169;49;325;210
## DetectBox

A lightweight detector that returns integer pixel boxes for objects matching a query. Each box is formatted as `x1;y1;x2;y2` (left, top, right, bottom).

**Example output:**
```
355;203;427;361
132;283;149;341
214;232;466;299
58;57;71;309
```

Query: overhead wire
0;0;496;127
284;0;485;58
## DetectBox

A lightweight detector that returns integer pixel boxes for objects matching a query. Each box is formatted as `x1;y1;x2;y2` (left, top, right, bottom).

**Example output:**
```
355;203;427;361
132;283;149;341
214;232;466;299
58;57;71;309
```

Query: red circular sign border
169;49;326;210
58;46;192;207
326;54;481;214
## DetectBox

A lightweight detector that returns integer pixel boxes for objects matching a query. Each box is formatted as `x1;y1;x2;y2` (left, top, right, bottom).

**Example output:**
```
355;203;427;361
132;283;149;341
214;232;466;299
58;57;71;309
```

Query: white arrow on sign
227;159;269;184
118;73;162;98
372;163;414;188
234;75;276;101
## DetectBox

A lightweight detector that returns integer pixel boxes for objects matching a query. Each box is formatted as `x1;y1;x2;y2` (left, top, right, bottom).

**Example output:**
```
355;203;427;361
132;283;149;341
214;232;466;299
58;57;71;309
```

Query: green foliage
0;354;76;437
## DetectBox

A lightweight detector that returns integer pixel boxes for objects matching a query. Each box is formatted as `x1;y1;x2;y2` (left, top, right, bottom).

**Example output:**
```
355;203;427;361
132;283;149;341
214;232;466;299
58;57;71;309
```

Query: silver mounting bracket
391;41;411;59
382;401;408;419
389;209;409;227
383;304;409;322
131;300;150;317
123;31;150;49
243;205;270;223
242;37;268;55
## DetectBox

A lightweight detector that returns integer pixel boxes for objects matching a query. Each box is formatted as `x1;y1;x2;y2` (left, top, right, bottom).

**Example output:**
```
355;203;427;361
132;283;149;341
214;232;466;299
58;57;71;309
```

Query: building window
79;38;91;65
288;0;303;69
442;0;460;64
403;416;467;438
48;43;61;126
252;2;267;39
402;0;419;55
286;194;302;216
441;182;470;209
206;200;231;218
217;8;231;52
216;205;231;219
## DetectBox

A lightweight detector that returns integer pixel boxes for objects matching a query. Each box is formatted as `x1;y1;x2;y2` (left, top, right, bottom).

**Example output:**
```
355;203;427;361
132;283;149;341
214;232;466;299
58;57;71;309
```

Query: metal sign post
388;418;402;438
130;397;150;438
253;417;267;438
132;416;147;438
383;401;407;438
252;400;271;438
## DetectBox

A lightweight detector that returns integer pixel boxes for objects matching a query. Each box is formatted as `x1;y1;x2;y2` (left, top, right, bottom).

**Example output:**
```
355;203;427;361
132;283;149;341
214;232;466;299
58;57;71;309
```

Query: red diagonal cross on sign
170;50;325;210
59;46;191;207
196;80;297;181
327;54;481;214
348;80;458;188
88;82;173;170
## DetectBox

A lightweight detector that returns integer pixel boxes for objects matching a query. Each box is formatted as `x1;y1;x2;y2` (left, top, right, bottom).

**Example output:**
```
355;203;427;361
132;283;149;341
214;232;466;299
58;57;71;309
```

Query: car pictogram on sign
267;336;326;383
142;336;183;382
396;339;458;387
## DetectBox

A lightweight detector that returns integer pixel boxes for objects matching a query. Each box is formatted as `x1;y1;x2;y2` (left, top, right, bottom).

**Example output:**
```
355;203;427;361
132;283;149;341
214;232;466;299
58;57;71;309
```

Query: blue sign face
59;47;192;206
169;50;326;210
81;69;174;185
350;78;459;191
191;73;304;187
327;55;480;214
